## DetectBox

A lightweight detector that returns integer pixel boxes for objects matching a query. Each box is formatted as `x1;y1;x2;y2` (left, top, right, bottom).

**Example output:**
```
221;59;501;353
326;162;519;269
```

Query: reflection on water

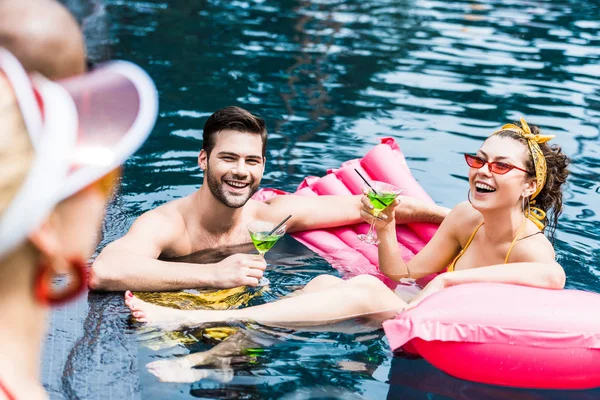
387;355;600;400
45;0;600;398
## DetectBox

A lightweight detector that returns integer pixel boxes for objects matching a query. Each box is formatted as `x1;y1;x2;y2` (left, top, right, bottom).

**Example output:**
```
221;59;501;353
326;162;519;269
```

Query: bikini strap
463;221;484;252
448;222;484;272
504;218;528;264
0;378;16;400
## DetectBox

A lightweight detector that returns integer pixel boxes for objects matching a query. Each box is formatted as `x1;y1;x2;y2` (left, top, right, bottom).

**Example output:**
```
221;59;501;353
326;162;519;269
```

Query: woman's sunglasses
464;154;530;175
83;168;122;199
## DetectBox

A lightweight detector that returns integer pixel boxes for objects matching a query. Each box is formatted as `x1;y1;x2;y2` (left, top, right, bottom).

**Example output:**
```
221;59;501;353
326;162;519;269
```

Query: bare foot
147;357;233;383
125;290;205;330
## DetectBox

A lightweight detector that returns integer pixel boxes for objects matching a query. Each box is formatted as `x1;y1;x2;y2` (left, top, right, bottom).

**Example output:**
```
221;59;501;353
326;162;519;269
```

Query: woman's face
468;135;534;213
25;184;108;305
47;169;120;265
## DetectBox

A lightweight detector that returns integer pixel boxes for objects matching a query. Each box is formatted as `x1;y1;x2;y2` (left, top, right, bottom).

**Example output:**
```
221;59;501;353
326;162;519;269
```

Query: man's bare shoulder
144;197;184;220
131;197;189;236
157;197;189;217
108;196;193;257
246;197;269;216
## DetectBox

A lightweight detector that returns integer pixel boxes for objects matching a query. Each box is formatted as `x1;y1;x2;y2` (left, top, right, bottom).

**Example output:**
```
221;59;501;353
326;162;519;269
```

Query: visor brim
49;61;158;199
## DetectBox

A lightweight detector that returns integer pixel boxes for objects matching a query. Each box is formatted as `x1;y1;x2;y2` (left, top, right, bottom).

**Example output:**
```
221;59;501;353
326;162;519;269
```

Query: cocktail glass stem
257;253;269;286
365;212;378;242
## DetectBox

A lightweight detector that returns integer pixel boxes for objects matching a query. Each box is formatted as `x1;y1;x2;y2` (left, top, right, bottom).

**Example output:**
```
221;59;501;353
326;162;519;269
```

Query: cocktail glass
358;182;403;245
247;220;287;286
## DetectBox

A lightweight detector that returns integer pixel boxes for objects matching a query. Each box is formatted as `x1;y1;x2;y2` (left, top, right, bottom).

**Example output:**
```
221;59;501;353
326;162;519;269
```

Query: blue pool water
45;0;600;398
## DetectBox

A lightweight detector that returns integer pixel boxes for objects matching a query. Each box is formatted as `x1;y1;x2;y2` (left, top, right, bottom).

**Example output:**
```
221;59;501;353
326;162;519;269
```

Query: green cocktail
358;181;403;245
368;191;400;215
249;232;282;256
247;220;287;286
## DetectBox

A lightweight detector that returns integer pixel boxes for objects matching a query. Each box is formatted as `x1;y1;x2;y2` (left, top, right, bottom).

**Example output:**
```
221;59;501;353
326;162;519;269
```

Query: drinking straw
354;169;388;208
268;214;292;235
354;169;378;195
254;215;292;248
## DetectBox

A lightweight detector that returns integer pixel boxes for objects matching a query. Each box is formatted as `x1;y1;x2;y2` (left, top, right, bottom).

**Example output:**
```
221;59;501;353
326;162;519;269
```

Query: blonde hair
0;73;35;218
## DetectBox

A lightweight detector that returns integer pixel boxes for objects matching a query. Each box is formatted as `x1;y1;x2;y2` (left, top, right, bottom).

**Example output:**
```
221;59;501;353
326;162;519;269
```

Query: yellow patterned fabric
526;205;547;230
493;117;554;230
135;286;265;349
134;286;264;311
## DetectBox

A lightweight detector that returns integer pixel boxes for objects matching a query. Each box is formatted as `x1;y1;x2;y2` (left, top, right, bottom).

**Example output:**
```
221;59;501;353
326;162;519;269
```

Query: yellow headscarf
493;117;555;230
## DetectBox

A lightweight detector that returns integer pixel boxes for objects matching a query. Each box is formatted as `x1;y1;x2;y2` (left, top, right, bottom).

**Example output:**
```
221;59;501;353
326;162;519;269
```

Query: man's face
199;130;265;209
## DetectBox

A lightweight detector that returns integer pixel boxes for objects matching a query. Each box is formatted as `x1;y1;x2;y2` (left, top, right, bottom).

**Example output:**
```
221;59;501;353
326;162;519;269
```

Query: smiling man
90;106;449;291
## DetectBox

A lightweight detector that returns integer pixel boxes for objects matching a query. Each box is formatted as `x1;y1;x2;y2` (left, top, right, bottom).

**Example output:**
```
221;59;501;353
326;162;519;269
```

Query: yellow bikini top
447;218;527;272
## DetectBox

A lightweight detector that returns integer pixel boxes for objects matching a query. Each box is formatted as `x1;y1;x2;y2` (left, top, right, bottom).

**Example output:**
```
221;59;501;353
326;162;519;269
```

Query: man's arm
262;194;449;232
89;210;266;292
393;195;450;224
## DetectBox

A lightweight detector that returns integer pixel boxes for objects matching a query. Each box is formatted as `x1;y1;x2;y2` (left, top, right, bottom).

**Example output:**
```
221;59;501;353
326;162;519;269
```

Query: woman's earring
468;189;472;204
34;257;88;306
522;196;531;216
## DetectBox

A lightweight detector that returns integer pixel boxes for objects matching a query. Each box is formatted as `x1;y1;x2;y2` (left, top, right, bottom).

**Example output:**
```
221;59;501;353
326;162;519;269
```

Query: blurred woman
0;48;157;399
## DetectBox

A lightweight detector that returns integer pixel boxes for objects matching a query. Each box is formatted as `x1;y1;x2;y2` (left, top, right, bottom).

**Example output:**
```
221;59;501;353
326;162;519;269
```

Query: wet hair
494;122;570;242
202;106;267;157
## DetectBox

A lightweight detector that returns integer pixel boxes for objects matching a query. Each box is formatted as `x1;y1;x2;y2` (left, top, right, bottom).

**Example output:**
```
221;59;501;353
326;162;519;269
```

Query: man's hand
214;254;267;287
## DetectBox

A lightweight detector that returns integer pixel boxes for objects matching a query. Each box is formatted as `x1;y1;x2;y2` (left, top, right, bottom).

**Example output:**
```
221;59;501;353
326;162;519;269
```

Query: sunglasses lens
94;168;122;198
489;163;512;175
465;154;483;168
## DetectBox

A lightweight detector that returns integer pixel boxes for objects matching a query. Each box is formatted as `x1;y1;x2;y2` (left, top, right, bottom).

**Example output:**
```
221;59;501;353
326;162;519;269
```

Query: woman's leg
287;274;345;297
126;274;406;330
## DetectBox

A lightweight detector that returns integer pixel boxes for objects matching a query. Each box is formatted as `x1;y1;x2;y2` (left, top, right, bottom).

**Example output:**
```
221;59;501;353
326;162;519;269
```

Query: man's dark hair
202;106;267;157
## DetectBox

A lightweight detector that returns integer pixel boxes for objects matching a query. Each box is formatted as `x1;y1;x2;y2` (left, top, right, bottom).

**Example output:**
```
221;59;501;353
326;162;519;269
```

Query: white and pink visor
0;48;158;260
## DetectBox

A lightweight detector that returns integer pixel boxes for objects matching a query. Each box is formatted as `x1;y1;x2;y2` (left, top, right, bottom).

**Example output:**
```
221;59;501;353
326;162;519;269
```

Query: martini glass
358;181;403;245
247;220;287;286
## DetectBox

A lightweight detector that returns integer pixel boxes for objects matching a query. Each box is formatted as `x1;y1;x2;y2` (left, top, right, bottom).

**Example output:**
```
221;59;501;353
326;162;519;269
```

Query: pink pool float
384;283;600;389
253;137;438;287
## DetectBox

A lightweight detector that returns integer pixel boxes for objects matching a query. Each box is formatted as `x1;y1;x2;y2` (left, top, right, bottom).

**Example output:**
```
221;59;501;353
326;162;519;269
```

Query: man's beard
205;164;259;209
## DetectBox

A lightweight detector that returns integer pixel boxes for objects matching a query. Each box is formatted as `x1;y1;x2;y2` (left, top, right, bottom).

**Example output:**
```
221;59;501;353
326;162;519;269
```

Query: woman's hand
360;189;400;231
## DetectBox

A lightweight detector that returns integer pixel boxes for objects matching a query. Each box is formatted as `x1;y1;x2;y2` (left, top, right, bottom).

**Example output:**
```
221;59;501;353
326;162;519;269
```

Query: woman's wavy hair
494;122;570;242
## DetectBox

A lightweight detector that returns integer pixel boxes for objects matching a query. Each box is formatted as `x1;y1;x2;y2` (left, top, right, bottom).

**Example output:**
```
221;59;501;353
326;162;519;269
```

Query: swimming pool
45;0;600;398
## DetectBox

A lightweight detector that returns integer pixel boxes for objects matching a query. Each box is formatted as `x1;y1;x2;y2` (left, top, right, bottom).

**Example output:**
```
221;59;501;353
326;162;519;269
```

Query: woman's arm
440;261;565;289
376;219;411;280
407;261;565;310
406;238;565;309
